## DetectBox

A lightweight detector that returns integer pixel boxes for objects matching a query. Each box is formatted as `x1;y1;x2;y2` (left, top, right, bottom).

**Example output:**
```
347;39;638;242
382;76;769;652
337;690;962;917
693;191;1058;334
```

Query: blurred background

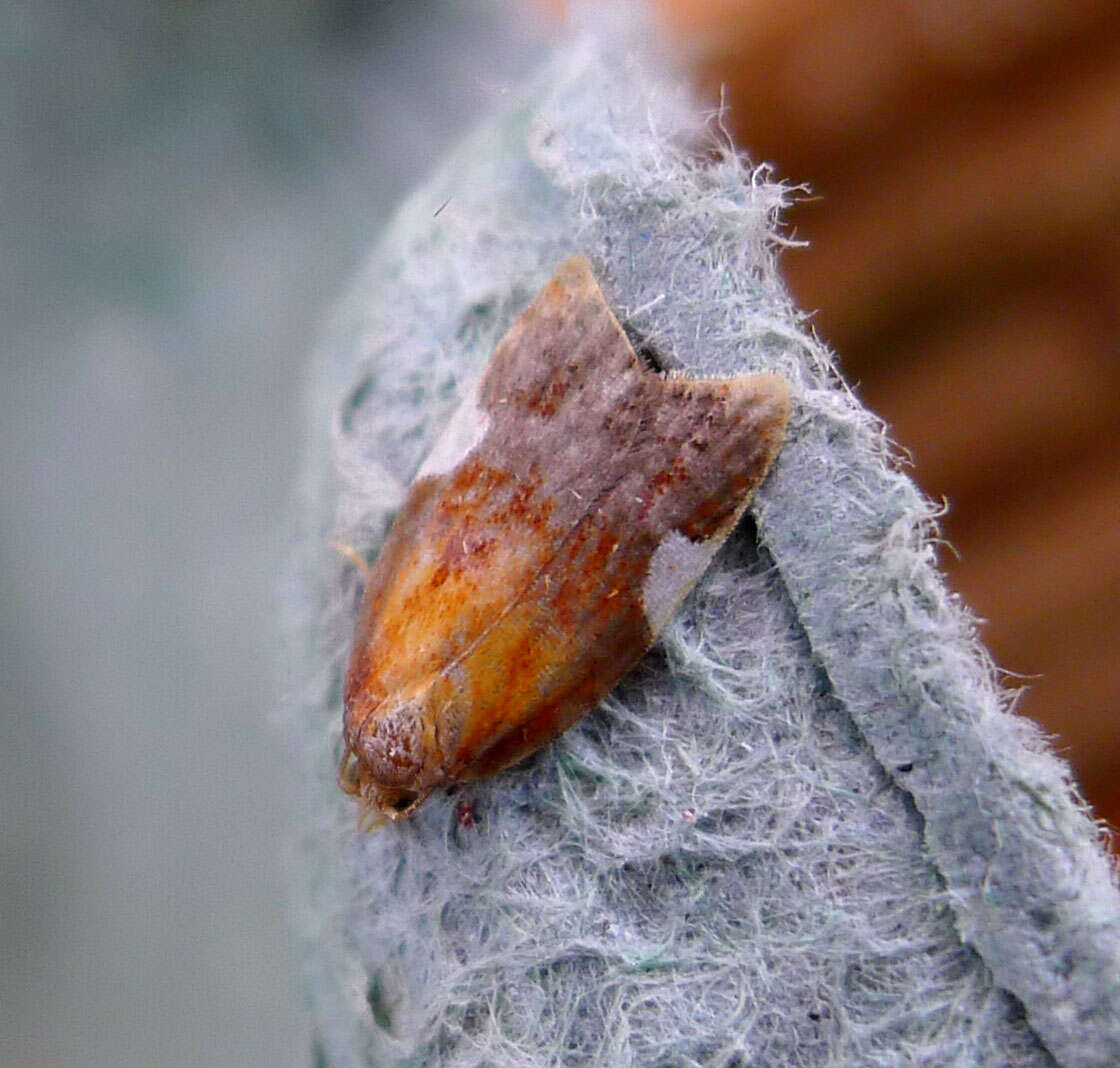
0;2;545;1065
1;1;1116;1065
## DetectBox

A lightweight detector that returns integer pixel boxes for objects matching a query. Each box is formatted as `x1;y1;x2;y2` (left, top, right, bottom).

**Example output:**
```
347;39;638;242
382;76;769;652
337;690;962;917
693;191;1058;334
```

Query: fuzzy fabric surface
288;24;1120;1068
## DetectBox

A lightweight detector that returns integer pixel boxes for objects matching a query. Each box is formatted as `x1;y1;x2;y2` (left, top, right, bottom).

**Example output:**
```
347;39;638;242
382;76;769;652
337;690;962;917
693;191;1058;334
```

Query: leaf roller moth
340;256;790;823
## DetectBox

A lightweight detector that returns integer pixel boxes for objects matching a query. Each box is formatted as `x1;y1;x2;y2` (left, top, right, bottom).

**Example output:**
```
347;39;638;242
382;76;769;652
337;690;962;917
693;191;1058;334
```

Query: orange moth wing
340;256;790;821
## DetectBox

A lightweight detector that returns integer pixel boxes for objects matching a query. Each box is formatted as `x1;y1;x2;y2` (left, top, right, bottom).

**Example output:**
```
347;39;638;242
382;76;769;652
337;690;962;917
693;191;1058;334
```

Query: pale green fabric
291;29;1120;1068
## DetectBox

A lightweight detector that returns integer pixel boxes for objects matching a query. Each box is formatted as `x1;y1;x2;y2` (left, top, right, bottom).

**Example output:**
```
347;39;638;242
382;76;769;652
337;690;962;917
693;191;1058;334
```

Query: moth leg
338;743;362;797
357;803;387;833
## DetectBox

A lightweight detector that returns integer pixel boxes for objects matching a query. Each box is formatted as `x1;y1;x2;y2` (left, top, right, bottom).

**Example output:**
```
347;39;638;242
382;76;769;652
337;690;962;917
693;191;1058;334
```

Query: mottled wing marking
341;256;790;820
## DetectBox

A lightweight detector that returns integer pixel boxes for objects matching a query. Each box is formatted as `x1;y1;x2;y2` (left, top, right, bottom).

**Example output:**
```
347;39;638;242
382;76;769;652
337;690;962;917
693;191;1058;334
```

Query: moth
340;256;790;823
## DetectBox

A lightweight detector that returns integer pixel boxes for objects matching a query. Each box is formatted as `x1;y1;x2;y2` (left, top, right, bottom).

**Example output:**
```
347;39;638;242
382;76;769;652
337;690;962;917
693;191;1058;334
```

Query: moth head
339;691;437;824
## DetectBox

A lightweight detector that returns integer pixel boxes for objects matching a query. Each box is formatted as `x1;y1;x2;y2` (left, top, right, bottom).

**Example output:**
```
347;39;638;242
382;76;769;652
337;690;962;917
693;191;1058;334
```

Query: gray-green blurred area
0;2;543;1065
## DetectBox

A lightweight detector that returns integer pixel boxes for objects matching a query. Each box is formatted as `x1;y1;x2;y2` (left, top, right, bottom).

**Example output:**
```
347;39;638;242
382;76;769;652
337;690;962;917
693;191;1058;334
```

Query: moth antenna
329;540;371;580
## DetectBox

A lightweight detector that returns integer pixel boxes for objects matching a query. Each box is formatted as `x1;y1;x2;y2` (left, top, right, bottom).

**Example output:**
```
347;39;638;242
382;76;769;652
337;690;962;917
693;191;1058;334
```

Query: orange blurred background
545;0;1120;832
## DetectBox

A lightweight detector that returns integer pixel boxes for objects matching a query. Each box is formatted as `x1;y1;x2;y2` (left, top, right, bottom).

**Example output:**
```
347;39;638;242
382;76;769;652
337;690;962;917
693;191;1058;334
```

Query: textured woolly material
288;27;1120;1068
